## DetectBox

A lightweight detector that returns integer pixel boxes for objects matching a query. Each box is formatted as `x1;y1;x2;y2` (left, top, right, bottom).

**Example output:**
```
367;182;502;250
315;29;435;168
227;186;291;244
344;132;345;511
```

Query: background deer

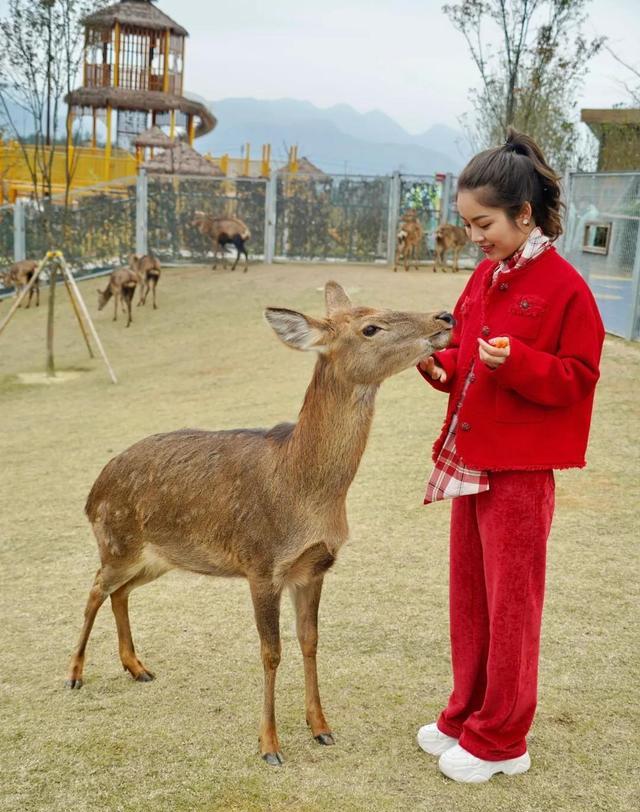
129;253;161;309
65;281;454;766
1;259;40;307
191;211;251;272
394;210;424;272
434;224;469;272
97;268;138;327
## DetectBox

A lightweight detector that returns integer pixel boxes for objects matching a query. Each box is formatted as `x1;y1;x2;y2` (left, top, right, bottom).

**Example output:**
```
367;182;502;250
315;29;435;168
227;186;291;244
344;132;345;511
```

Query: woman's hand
418;355;447;383
478;337;510;368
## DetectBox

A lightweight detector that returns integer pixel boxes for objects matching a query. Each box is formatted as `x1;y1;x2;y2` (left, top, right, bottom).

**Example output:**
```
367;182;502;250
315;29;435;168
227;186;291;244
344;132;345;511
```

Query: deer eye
362;324;381;337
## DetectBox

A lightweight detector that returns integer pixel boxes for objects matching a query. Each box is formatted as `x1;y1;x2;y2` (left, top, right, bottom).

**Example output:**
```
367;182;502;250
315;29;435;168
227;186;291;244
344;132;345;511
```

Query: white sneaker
438;743;531;783
416;723;459;756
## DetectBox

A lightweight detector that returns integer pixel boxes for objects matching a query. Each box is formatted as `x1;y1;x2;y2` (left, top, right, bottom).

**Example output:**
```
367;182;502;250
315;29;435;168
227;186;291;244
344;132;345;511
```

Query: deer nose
436;311;456;327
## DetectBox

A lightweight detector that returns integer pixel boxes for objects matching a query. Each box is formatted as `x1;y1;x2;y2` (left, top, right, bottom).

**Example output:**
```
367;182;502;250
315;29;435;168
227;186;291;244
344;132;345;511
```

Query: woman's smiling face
457;188;532;262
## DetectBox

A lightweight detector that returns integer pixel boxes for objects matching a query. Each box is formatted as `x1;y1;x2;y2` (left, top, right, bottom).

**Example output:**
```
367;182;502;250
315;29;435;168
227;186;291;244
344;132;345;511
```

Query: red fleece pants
437;470;555;761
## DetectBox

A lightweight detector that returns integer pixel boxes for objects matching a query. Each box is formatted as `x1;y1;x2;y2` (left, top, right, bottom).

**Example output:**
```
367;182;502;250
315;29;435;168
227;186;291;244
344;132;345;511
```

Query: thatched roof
142;142;224;176
83;1;188;37
133;125;175;148
277;156;327;178
66;87;216;139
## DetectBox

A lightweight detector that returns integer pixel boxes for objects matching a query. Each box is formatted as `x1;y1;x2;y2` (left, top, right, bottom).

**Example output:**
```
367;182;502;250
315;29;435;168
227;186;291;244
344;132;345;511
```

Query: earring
523;218;530;225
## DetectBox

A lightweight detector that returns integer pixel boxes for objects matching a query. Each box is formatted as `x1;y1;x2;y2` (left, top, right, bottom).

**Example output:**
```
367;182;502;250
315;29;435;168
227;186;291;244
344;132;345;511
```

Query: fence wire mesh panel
24;189;137;271
398;175;440;262
564;173;640;339
0;206;14;267
147;176;266;264
275;174;390;262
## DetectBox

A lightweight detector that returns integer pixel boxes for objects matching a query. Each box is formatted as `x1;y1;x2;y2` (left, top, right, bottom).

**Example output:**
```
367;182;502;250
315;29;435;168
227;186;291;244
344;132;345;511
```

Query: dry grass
0;262;638;812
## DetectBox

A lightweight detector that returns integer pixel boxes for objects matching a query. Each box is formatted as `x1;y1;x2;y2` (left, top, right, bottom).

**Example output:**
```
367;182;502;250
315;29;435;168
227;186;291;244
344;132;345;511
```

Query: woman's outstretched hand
419;356;447;383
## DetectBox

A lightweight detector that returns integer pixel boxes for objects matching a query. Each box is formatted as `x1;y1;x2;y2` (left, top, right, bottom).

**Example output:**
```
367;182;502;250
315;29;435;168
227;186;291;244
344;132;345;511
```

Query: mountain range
0;93;471;176
191;97;471;175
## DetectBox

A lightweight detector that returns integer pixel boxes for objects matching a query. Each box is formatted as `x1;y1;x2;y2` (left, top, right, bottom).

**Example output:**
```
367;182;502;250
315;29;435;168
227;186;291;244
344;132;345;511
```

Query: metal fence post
13;199;25;262
264;173;277;264
135;169;148;256
626;226;640;340
440;173;453;225
387;171;401;265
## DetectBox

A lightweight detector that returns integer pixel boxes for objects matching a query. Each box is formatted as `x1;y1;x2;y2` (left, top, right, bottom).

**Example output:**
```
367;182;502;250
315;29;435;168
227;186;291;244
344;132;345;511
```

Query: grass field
1;262;638;812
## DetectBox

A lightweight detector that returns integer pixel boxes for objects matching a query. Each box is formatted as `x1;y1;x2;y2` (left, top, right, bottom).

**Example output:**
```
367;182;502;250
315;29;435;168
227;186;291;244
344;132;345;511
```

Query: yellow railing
0;140;298;202
0;141;137;202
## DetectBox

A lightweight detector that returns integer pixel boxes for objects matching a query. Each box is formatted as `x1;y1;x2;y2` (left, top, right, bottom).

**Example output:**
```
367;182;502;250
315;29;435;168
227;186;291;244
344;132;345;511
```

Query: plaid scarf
424;227;551;504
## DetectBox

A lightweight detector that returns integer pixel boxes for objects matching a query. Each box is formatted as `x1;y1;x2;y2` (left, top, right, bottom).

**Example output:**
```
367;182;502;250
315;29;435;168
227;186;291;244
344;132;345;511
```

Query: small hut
66;0;215;162
142;141;224;176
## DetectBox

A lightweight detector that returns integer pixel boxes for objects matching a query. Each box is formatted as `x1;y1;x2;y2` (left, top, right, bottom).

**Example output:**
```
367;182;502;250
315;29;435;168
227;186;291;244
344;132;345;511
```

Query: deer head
265;281;453;386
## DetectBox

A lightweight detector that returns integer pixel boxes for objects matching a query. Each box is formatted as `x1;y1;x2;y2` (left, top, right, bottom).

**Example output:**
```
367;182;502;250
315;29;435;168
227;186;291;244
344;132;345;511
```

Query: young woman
416;128;604;783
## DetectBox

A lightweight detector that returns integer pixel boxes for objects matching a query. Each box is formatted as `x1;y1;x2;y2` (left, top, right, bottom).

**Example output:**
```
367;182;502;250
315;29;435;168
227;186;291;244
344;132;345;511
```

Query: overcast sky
164;0;638;133
0;0;637;133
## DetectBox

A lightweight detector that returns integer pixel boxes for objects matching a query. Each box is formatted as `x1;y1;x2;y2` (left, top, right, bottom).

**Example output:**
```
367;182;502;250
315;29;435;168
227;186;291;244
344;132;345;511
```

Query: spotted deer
434;224;469;272
128;254;161;309
394;210;424;272
97;268;138;327
65;282;454;766
191;211;251;272
1;260;40;307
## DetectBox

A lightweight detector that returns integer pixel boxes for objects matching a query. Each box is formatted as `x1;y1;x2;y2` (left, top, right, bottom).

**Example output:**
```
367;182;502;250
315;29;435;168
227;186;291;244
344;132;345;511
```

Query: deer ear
264;308;330;352
325;281;352;315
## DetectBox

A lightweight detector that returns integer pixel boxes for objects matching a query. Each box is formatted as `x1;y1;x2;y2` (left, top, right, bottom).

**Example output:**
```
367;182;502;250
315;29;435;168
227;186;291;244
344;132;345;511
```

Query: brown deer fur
434;224;469;273
394;210;424;272
97;268;138;327
129;253;161;309
1;259;39;307
65;282;453;766
192;211;251;272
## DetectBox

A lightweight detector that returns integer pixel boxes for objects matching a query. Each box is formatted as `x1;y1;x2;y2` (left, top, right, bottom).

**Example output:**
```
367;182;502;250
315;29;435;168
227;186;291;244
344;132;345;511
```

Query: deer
394;210;424;272
97;268;138;327
129;253;161;309
65;281;454;767
434;224;469;273
1;259;40;307
191;211;251;272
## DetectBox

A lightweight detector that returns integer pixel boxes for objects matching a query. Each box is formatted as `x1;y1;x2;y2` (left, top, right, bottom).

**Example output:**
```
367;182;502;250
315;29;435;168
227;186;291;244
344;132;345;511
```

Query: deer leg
243;246;249;273
66;568;113;689
249;580;283;765
125;292;133;327
453;247;460;272
151;278;158;309
35;282;39;307
231;245;240;271
110;569;164;682
290;576;334;745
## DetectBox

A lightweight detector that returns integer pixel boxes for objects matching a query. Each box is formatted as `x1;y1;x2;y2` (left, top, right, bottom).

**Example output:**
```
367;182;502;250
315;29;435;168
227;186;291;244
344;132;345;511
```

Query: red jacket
420;247;605;470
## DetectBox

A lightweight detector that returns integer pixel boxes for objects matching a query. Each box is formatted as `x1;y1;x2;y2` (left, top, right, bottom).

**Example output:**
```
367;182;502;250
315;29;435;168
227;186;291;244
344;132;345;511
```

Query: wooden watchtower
65;0;215;173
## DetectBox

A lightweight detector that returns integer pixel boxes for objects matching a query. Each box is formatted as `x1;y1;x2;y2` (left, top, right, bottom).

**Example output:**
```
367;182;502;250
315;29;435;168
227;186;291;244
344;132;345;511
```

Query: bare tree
0;0;104;209
444;0;604;168
606;46;640;106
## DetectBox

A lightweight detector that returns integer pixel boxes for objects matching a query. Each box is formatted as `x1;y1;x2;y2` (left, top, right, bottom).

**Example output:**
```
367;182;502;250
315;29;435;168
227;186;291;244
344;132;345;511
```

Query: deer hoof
262;751;284;766
134;671;155;683
65;678;83;690
314;733;335;746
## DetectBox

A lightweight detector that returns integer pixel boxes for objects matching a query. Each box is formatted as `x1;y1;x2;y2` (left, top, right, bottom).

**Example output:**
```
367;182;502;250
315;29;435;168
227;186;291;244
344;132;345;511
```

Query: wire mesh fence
275;174;390;262
147;176;267;264
2;169;639;338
